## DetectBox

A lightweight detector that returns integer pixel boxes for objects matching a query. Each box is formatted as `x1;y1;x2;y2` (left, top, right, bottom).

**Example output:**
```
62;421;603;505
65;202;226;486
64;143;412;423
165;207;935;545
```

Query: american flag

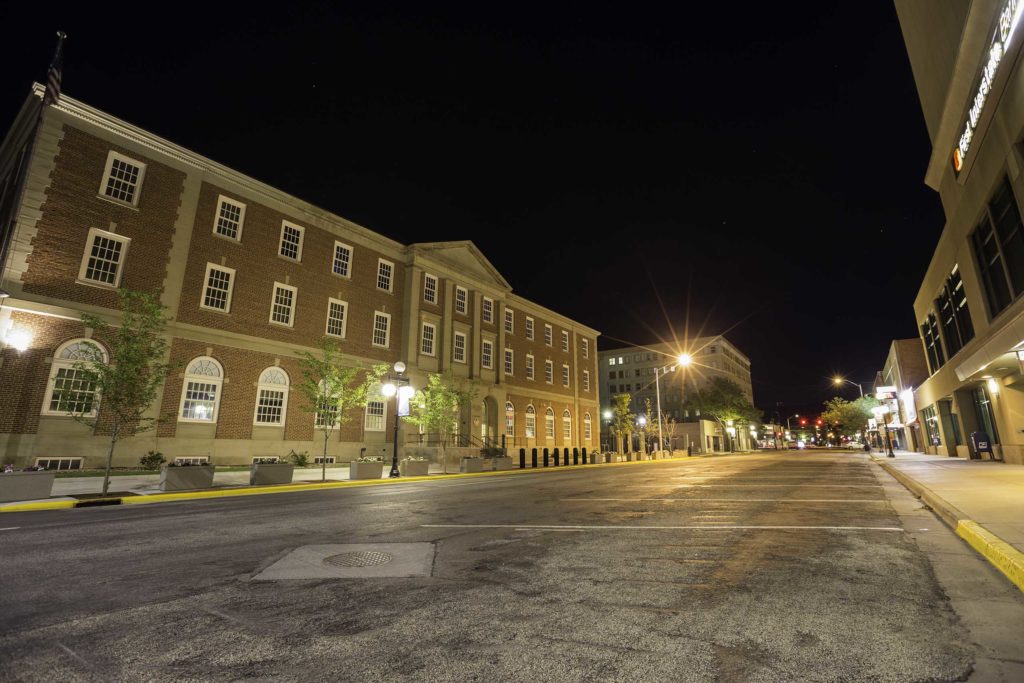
42;31;66;107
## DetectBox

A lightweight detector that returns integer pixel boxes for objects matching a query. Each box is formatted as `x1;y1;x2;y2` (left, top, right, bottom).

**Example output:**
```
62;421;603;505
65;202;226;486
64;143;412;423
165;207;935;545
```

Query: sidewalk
872;450;1024;591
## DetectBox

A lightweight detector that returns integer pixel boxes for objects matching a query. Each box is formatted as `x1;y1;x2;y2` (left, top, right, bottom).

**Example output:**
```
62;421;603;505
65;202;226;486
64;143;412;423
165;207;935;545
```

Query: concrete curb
873;457;1024;593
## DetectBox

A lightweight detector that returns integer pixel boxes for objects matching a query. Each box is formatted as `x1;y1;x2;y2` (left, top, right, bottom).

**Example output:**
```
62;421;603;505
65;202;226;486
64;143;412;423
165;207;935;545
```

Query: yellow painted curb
957;520;1024;592
0;499;77;513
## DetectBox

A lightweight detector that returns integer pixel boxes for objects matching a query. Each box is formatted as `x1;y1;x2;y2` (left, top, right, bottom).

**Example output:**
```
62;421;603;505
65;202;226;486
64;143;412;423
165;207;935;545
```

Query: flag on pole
42;31;67;107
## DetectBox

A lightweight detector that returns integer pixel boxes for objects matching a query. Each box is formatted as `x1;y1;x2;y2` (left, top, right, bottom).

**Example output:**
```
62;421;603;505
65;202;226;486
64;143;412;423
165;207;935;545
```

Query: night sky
0;3;944;418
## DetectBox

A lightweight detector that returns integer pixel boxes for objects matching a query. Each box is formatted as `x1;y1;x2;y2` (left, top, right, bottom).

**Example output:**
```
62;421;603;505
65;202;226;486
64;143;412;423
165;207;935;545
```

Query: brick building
0;85;600;468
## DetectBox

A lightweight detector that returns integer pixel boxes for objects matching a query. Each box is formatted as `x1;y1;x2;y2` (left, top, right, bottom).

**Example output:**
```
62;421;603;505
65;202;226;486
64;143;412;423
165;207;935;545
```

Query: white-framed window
42;339;106;416
35;457;83;471
421;322;437;356
269;282;297;327
365;386;387;431
253;456;280;464
99;150;146;206
174;456;209;466
279;221;304;261
545;408;555;439
525;317;535;340
424;273;438;304
333;241;352;278
582;338;590;358
544;360;554;384
77;228;130;288
377;259;394;292
584;413;592;441
326;298;348;338
504;348;514;375
526;354;535;380
373;311;391;348
561;330;570;352
525;405;536;438
253;367;289;426
562;364;570;387
213;195;245;241
179;356;224;423
453;331;467;363
481;340;494;369
482;297;494;323
314;379;340;428
583;370;590;392
544;324;552;346
455;286;468;314
200;263;235;312
563;410;572;441
608;358;615;366
314;456;336;464
505;401;515;435
505;308;514;333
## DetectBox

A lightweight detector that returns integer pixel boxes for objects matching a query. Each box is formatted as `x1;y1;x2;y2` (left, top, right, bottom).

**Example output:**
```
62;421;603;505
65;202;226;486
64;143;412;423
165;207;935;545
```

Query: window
365;387;387;431
314;456;336;464
544;324;552;346
505;308;514;333
608;371;616;379
314;380;339;428
973;385;1000;444
561;330;569;352
481;340;494;369
270;282;297;327
424;274;438;303
373;311;391;348
921;313;945;375
562;364;570;387
544;360;553;384
525;405;536;438
179;356;223;422
584;413;592;441
563;409;572;440
326;298;348;338
35;457;82;471
454;331;467;363
526;317;534;340
936;265;975;357
583;370;590;392
972;177;1024;317
253;457;280;464
279;221;304;261
504;348;514;375
545;408;555;439
43;339;106;416
455;286;468;314
201;263;235;312
213;195;245;241
526;354;535;380
333;241;352;278
174;456;209;466
483;297;494;323
78;228;129;287
377;259;394;292
421;322;436;356
99;151;145;206
505;402;515;435
582;338;590;358
608;358;615;366
254;367;289;426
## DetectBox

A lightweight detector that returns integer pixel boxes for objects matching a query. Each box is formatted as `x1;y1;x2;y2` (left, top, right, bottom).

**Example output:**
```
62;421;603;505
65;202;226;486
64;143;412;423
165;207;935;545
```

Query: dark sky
0;2;944;418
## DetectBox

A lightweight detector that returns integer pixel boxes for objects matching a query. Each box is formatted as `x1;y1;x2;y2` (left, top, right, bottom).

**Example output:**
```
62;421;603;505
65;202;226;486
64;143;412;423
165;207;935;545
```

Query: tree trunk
322;429;330;482
102;426;119;497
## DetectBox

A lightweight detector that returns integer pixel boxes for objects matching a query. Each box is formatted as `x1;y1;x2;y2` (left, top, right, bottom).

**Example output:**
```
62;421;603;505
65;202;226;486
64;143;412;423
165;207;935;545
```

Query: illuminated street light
832;376;864;398
654;351;693;456
381;361;413;478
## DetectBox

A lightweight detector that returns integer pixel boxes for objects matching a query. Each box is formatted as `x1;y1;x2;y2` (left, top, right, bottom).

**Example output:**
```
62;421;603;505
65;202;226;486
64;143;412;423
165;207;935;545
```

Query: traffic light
816;419;823;426
800;418;807;426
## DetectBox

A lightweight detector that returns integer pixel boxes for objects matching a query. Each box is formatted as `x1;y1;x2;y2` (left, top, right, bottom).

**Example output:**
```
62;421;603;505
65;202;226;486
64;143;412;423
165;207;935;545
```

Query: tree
682;376;759;452
820;395;881;440
296;338;388;481
609;393;635;454
406;370;477;473
639;398;656;453
660;413;678;454
72;289;176;496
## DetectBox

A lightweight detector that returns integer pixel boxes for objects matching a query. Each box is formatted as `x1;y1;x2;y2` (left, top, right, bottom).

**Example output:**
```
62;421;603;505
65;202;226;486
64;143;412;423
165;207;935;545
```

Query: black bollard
582;447;588;464
532;448;538;468
519;448;526;469
573;448;579;465
543;448;549;467
553;448;560;466
563;449;569;466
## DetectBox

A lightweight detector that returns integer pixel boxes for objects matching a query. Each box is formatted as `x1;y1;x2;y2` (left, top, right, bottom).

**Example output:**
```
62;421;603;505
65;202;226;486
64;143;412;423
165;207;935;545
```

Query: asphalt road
2;451;1023;681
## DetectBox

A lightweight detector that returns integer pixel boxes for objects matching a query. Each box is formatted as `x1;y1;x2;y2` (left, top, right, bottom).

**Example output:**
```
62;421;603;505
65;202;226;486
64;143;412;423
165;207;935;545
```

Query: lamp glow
381;383;397;397
6;328;33;352
398;385;415;400
677;353;692;367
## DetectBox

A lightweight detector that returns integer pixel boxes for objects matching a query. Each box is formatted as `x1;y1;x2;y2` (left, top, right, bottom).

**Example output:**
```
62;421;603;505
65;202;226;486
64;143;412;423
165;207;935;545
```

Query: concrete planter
0;471;57;503
493;456;514;471
604;453;613;463
399;459;429;477
249;463;294;485
160;465;215;491
350;461;385;480
460;457;484;473
625;453;633;462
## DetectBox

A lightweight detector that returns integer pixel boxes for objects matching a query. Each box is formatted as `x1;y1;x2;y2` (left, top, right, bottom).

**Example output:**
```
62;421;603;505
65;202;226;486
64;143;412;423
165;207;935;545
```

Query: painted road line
560;498;887;503
629;484;882;488
422;524;904;531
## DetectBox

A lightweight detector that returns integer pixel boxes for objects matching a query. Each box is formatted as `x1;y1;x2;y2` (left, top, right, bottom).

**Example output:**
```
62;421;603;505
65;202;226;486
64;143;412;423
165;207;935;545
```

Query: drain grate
323;551;393;568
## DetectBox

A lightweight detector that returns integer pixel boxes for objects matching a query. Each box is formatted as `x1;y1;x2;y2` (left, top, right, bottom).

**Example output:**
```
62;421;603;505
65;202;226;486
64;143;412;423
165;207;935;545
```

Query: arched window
545;407;555;439
584;412;593;442
43;339;107;416
179;356;223;422
525;404;536;438
254;367;289;426
563;409;572;441
364;384;387;431
505;401;515;435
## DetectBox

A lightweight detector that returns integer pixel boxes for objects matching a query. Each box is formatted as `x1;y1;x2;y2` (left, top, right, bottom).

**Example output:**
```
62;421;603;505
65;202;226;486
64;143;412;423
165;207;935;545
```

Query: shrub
287;449;310;467
139;451;166;470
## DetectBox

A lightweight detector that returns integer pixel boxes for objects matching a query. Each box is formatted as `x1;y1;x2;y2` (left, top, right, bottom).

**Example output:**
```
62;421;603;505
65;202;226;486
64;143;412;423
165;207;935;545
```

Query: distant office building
897;0;1024;461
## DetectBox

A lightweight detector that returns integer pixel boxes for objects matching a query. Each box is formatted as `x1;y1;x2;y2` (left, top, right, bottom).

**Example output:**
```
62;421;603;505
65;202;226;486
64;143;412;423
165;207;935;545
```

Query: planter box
249;463;294;486
493;456;514;471
0;471;56;502
399;459;429;477
604;453;613;463
460;457;484;473
350;461;385;480
160;465;215;491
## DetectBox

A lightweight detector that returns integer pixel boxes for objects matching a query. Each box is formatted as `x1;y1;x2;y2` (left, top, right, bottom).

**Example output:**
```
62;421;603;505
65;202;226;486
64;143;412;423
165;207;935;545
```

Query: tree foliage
608;393;635;453
406;370;477;473
681;377;759;451
820;395;882;438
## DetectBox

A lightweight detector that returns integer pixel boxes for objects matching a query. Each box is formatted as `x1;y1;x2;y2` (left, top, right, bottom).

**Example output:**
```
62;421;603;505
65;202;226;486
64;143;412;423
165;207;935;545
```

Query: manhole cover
323;551;393;568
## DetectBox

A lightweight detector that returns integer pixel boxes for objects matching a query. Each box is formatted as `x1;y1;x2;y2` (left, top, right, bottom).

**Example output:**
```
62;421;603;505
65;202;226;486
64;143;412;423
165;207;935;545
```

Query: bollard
532;448;538;468
563;449;569;466
519;448;526;469
582;447;588;464
543;448;550;467
553;448;560;466
573;448;580;465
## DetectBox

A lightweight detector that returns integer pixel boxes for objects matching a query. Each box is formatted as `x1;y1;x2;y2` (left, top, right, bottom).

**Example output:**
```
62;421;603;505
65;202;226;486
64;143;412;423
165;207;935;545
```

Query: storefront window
972;386;1000;444
938;399;962;446
921;405;941;446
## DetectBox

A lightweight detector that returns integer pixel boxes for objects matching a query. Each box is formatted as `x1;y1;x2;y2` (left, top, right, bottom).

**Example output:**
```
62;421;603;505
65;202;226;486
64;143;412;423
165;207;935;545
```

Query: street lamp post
653;353;692;456
381;361;415;478
832;376;864;398
786;414;800;430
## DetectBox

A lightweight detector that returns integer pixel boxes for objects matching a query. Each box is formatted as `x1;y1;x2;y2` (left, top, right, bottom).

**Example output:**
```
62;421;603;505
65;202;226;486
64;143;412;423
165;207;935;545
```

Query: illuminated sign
900;389;917;424
953;0;1024;173
875;385;897;400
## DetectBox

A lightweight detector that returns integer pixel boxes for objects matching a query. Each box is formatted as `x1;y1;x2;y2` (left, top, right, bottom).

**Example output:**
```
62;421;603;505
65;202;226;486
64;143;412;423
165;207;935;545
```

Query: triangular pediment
408;241;511;291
